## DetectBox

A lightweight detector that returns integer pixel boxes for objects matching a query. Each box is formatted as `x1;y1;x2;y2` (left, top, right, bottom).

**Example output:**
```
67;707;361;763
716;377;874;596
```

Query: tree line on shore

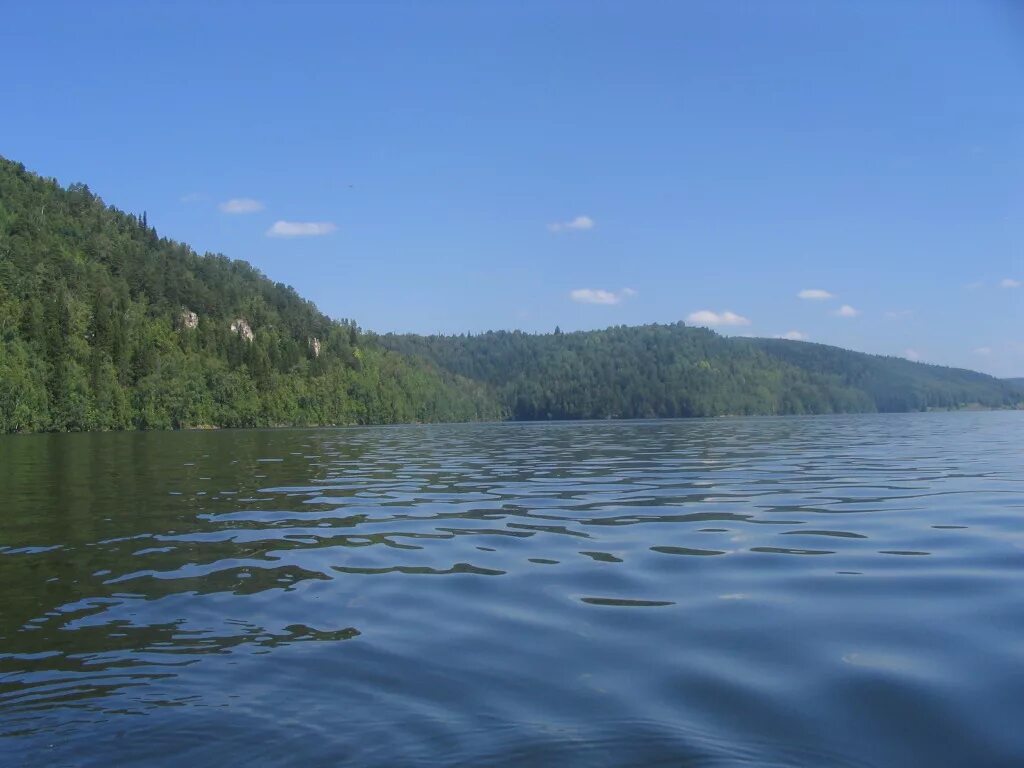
380;325;1022;420
0;157;499;433
1;155;1019;433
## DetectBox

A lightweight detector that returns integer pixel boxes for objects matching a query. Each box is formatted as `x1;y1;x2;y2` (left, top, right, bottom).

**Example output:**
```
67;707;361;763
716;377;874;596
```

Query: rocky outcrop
178;309;199;330
309;337;322;358
230;318;255;342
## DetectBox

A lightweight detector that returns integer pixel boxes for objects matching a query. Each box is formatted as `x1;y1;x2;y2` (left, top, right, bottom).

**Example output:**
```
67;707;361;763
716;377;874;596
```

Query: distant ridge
379;327;1022;420
0;155;1019;432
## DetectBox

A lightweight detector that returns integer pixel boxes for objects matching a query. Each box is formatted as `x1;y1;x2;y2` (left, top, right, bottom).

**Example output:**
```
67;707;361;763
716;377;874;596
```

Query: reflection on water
1;413;1023;766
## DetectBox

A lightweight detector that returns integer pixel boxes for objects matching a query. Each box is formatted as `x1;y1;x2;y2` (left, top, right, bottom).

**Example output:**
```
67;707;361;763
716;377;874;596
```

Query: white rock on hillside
179;310;199;330
230;318;255;342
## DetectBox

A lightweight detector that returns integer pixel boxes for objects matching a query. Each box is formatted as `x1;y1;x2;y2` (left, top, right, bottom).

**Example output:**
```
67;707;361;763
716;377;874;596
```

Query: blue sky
1;1;1021;376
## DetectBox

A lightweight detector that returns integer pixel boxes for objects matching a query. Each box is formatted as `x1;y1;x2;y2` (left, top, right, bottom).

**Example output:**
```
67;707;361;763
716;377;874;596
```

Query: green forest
0;157;500;432
380;327;1023;420
0;155;1020;433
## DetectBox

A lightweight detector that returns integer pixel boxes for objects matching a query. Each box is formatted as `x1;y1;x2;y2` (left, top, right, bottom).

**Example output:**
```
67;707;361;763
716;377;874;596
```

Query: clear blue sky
2;1;1021;376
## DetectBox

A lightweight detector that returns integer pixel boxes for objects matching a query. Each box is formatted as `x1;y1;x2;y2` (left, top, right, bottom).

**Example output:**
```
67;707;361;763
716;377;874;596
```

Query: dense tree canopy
0;157;500;432
380;326;1023;420
0;155;1019;434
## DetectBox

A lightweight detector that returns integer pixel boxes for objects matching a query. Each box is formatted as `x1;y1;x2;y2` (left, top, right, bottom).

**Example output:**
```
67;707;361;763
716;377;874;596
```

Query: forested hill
379;326;1023;420
0;155;1019;434
0;156;501;432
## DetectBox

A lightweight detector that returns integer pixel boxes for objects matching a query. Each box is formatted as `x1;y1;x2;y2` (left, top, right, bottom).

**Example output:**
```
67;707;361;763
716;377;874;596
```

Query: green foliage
746;338;1020;413
0;156;501;432
379;325;1022;419
0;154;1017;434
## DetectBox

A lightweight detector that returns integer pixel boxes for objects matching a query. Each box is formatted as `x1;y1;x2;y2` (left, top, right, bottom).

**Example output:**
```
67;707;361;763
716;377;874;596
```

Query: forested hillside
380;326;1023;419
0;157;501;432
0;155;1019;434
747;338;1022;413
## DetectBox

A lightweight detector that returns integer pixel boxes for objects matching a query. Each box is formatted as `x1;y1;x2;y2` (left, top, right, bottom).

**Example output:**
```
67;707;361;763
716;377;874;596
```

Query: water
1;413;1022;767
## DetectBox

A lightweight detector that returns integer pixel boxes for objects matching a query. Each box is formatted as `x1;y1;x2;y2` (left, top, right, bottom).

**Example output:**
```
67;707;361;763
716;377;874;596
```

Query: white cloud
180;192;205;203
776;330;808;341
834;304;860;318
570;288;618;305
219;198;265;214
687;310;751;327
904;349;922;362
266;220;337;237
569;287;637;305
548;215;594;232
973;346;993;356
1001;278;1021;288
885;309;913;319
798;288;834;300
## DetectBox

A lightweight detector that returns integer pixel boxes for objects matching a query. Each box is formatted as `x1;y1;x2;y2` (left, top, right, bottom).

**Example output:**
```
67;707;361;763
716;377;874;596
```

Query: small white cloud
570;288;619;305
973;346;993;356
776;330;808;341
220;198;265;214
798;288;834;300
834;304;860;318
548;215;594;232
569;287;637;305
180;192;205;204
885;309;913;319
904;349;922;362
570;288;618;305
965;280;985;290
266;220;337;237
687;310;751;327
1001;278;1021;288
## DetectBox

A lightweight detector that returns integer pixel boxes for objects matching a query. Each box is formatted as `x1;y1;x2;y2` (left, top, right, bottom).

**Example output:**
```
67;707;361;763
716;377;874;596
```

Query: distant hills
0;155;1020;432
379;327;1022;420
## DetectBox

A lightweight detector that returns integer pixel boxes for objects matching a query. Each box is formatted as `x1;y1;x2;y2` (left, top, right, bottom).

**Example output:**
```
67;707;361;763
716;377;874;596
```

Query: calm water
1;414;1022;767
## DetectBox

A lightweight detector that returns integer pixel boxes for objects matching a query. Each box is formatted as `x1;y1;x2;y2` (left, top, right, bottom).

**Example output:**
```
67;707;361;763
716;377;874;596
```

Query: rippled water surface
1;414;1023;766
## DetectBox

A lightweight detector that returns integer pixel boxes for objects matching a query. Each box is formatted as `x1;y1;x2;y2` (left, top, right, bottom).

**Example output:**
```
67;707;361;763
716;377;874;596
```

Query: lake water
1;413;1022;767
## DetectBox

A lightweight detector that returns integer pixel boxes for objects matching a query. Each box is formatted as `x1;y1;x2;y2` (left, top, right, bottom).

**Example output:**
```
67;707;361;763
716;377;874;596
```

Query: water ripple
1;413;1023;766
